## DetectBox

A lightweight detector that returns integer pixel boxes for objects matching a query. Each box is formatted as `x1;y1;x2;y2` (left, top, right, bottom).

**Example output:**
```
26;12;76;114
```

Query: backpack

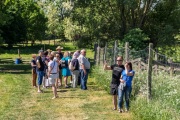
69;61;75;71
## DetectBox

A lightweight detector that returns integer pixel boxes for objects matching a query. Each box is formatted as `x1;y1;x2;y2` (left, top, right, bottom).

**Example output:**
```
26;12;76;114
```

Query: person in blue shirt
118;62;135;113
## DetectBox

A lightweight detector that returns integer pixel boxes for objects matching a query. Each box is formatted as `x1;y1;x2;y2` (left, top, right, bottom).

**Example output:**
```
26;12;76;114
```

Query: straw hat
46;49;52;52
56;46;63;50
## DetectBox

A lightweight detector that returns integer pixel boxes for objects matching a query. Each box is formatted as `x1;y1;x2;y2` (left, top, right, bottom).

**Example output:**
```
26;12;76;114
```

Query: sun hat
46;49;52;52
56;46;63;50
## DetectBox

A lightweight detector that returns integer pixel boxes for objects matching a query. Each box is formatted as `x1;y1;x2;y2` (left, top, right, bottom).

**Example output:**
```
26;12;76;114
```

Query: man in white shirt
78;49;90;90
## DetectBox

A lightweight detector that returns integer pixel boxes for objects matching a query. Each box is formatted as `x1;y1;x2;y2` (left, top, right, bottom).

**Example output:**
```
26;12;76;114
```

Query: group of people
31;46;90;99
31;46;135;112
104;56;135;113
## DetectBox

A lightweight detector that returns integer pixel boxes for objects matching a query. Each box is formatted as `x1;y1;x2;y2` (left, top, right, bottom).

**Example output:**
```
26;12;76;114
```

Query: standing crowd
31;46;90;99
31;46;135;113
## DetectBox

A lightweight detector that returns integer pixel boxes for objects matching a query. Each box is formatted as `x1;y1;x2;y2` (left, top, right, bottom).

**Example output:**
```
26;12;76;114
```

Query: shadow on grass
0;64;31;74
1;43;77;55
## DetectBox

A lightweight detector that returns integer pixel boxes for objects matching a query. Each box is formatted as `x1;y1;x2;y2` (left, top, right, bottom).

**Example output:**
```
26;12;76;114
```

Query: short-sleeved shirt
31;59;36;70
36;56;44;71
58;52;63;59
110;64;125;85
71;58;79;70
78;55;90;69
121;70;135;87
42;57;48;70
48;60;58;74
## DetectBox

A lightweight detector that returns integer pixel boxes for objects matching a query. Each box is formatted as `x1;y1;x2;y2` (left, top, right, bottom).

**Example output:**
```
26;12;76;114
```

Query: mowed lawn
0;68;132;120
0;42;133;119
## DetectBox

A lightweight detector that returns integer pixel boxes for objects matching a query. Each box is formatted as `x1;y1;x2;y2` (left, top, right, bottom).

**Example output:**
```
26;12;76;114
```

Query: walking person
31;54;37;87
118;62;135;113
36;50;45;93
104;56;124;110
47;54;59;99
70;52;80;88
78;49;90;90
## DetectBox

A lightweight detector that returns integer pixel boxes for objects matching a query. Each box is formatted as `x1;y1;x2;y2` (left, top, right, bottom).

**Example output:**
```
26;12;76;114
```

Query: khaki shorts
48;74;57;85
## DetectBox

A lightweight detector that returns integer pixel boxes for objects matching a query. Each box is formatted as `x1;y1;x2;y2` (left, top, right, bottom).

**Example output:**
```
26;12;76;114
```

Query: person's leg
125;86;132;111
59;69;62;86
64;76;68;87
55;73;59;88
37;71;44;92
32;69;36;87
34;72;37;87
72;71;75;88
74;70;79;88
84;69;89;89
118;88;124;112
80;69;86;90
52;84;57;99
113;95;117;110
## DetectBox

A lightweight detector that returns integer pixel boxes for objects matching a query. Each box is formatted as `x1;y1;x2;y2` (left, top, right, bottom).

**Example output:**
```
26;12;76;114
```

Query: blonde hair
51;51;57;56
63;51;69;57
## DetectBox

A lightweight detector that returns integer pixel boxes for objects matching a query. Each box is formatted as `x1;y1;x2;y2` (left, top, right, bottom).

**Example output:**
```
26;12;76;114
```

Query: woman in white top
48;54;59;99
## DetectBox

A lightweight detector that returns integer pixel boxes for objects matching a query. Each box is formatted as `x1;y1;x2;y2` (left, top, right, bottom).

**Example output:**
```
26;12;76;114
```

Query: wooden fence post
138;58;141;72
97;46;100;65
147;43;153;102
103;42;107;64
125;42;129;62
155;51;158;75
18;49;20;58
113;41;117;64
169;59;173;76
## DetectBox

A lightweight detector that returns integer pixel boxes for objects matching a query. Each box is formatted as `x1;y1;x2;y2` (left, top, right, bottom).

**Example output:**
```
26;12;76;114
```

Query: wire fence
94;41;180;101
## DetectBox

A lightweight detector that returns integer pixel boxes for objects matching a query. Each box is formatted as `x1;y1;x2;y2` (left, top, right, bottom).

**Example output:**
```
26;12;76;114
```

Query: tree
122;28;150;50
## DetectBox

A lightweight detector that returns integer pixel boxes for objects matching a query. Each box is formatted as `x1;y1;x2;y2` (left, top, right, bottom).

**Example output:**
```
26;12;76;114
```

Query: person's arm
80;57;87;75
31;61;36;67
48;62;52;77
36;57;41;68
104;61;112;70
120;75;125;83
125;64;134;76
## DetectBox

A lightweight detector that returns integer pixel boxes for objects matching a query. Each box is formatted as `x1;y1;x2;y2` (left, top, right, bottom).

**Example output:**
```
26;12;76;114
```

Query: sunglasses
116;60;123;61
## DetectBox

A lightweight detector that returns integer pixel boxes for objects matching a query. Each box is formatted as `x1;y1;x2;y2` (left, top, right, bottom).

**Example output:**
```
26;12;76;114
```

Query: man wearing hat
56;46;63;87
36;50;45;93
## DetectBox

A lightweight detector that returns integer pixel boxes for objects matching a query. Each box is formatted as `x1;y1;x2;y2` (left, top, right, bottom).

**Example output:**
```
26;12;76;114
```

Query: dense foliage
0;0;179;59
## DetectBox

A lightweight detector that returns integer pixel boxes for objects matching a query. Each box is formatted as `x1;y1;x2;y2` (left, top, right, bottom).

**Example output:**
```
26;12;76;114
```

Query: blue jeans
37;70;44;85
80;69;89;90
118;86;132;110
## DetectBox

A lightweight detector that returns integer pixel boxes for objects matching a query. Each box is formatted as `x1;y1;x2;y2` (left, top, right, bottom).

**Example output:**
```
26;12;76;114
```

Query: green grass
92;66;180;120
0;42;133;120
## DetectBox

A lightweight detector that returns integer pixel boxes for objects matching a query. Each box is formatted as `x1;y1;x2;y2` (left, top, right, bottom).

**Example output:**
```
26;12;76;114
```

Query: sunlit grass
92;66;180;120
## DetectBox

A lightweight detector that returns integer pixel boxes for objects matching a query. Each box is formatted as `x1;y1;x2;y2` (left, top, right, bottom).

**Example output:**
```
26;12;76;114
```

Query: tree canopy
0;0;179;59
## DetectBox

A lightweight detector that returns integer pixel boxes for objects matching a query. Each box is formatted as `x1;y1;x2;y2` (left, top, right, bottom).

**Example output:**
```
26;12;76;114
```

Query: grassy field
0;42;133;120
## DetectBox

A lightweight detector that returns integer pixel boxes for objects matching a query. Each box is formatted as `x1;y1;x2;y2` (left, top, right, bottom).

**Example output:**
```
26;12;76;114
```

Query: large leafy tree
0;0;47;47
70;0;179;50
